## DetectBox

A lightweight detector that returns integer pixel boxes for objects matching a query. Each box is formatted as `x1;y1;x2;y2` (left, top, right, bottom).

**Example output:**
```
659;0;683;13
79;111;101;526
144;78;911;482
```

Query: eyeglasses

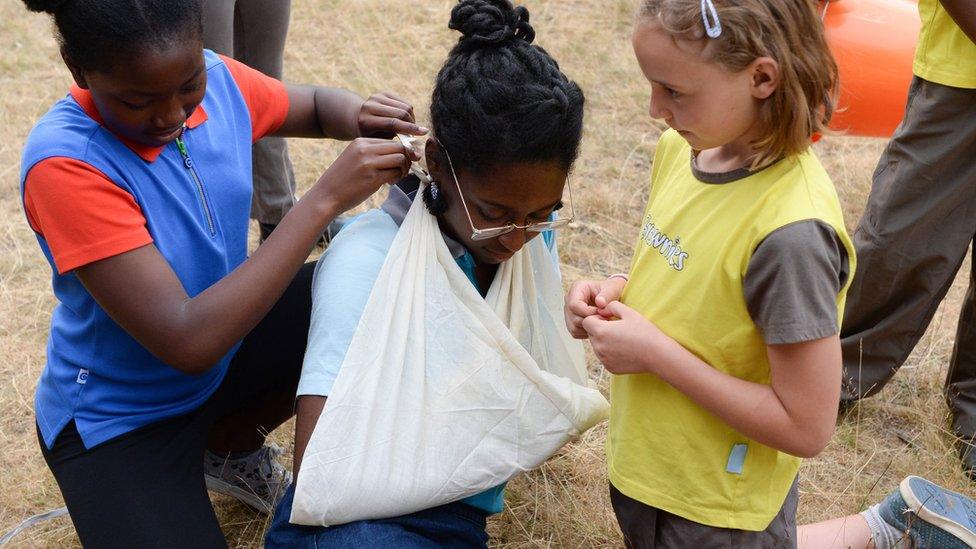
397;133;576;242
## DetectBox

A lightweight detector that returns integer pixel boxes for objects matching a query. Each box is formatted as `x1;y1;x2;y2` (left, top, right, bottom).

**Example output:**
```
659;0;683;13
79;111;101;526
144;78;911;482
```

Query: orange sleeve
219;54;290;143
24;158;153;274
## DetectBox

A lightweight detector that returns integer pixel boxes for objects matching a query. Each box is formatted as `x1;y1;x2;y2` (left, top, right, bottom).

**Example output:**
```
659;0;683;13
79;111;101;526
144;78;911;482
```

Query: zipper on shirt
174;130;217;237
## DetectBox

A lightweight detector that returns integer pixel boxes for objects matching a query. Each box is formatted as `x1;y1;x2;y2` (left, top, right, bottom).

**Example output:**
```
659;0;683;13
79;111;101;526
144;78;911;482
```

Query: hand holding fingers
583;318;636;375
597;299;632;320
565;280;600;338
581;314;616;363
583;302;664;376
568;298;598;320
594;277;627;310
566;280;599;311
601;301;649;325
580;313;610;338
565;311;591;339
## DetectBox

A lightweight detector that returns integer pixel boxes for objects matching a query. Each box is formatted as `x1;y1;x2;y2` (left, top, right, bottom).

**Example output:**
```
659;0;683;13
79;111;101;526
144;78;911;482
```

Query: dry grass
0;0;972;547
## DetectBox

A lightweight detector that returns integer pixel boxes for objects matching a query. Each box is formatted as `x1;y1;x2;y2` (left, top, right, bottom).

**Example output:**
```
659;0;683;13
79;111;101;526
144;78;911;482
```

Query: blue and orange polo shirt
21;49;290;449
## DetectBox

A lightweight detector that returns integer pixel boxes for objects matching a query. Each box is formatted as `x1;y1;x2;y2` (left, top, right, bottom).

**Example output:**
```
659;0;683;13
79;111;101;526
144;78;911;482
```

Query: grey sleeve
743;220;849;345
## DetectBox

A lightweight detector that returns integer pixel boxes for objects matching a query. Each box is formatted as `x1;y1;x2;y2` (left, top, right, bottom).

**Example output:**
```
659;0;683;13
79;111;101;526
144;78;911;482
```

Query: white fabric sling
290;191;609;526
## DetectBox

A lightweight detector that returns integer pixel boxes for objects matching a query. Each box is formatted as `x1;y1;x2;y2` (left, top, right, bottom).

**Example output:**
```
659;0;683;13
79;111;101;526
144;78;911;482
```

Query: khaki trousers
841;77;976;438
202;0;296;225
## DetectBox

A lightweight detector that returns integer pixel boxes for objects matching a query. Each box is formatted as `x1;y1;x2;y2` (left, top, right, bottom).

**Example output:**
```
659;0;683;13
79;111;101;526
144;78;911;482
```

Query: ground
0;0;971;547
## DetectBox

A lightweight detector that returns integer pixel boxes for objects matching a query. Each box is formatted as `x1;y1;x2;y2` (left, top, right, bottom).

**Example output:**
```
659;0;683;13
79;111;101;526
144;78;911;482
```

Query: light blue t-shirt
297;180;557;515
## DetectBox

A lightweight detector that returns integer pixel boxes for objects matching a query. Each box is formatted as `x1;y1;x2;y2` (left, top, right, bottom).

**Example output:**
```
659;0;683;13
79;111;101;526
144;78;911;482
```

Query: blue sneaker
878;476;976;548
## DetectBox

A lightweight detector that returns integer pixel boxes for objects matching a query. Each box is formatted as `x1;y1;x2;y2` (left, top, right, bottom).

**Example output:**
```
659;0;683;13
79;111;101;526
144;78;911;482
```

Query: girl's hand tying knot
358;91;429;139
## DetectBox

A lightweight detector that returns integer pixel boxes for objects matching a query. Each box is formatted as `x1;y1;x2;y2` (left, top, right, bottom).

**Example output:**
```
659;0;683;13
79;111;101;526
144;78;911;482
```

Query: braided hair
425;0;585;213
23;0;202;73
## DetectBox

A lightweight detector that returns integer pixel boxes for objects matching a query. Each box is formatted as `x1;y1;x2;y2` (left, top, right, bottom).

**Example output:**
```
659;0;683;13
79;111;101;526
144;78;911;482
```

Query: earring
422;180;448;215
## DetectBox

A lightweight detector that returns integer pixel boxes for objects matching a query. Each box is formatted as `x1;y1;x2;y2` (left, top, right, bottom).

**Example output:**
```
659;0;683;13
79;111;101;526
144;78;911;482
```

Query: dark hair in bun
22;0;70;14
22;0;202;72
449;0;535;47
425;0;584;210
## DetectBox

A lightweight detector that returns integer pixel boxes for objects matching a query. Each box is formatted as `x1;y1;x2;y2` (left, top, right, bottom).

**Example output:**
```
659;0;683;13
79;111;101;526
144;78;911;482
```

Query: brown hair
638;0;837;168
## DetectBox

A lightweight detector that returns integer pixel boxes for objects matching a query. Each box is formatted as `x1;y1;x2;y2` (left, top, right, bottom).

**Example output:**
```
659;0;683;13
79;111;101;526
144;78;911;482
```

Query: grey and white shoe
879;475;976;548
204;443;292;514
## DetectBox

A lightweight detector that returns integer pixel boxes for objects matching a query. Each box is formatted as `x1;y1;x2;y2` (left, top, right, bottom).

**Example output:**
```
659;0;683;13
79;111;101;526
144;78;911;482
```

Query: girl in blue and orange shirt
20;0;425;545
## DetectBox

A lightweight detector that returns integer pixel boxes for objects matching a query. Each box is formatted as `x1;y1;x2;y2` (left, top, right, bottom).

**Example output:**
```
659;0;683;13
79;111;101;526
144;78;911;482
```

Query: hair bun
449;0;535;47
22;0;70;15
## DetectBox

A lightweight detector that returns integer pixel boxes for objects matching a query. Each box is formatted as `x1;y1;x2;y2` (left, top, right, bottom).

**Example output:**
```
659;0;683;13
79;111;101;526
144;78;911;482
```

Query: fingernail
418;126;430;134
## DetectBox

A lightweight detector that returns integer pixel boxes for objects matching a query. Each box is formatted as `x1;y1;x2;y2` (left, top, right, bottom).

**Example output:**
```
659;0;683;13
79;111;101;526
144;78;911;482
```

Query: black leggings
38;263;314;548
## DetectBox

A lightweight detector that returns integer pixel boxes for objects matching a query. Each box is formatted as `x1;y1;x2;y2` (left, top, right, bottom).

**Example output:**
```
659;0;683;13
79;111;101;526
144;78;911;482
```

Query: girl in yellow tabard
565;0;976;547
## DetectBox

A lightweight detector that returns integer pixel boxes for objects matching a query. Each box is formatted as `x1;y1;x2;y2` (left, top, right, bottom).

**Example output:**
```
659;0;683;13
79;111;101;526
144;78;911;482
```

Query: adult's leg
948;243;976;455
943;87;976;446
200;0;236;56
39;419;226;548
234;0;297;228
840;78;976;403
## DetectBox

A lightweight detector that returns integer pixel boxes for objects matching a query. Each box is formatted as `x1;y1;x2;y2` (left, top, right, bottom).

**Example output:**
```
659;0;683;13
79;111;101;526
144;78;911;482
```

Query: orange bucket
823;0;919;138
